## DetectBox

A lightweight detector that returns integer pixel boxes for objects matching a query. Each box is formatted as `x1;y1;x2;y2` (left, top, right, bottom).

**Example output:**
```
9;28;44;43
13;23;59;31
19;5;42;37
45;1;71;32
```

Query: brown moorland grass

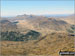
0;33;75;56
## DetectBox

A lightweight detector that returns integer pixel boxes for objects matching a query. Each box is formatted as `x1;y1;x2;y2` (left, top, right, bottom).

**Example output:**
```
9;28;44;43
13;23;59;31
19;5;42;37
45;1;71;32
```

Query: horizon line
1;13;74;17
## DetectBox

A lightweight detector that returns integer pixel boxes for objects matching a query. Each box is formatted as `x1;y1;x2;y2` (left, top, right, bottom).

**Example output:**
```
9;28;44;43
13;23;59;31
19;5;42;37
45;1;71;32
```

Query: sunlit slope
1;33;74;56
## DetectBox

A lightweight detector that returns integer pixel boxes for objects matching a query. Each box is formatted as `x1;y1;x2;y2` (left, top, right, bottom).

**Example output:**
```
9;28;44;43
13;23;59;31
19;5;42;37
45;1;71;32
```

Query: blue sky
1;1;74;17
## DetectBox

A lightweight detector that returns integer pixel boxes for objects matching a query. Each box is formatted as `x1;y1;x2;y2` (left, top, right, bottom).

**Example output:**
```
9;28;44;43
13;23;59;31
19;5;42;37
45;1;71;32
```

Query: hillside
57;14;75;25
1;32;74;56
1;14;75;56
0;20;17;32
1;14;73;34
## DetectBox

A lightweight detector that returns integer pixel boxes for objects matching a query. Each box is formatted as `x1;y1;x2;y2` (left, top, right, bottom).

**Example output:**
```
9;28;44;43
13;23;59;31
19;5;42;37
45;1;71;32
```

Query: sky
1;0;74;17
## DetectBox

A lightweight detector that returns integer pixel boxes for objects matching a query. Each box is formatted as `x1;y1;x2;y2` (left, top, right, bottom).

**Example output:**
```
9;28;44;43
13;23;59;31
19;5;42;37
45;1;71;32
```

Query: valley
0;14;75;56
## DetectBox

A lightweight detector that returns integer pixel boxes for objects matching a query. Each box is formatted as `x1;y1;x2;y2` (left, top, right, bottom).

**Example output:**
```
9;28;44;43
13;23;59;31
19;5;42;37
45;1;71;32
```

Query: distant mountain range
1;14;75;56
1;14;74;33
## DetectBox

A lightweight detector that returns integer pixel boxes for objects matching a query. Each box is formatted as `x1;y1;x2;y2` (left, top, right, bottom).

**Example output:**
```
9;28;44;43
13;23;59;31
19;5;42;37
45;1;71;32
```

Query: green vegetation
67;25;75;33
1;14;75;56
1;33;74;56
1;30;40;41
71;25;75;30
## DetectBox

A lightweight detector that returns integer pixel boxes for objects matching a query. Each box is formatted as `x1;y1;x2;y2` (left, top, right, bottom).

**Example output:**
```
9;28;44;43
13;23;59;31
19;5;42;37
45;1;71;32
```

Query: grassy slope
1;33;74;56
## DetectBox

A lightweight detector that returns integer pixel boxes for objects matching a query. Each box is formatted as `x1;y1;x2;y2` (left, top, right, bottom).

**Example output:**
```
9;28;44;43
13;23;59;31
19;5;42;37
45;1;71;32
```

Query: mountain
57;14;75;25
0;20;17;32
1;14;74;34
1;32;74;56
1;14;75;56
